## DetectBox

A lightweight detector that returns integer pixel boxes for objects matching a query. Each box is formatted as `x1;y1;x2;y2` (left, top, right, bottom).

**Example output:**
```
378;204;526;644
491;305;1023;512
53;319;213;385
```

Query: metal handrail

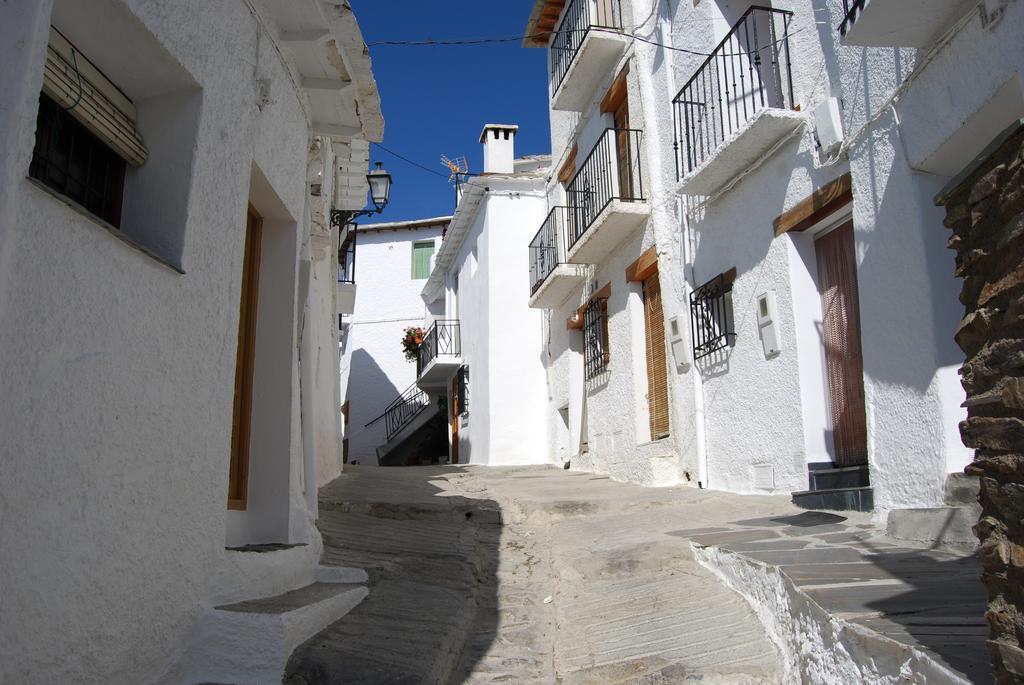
550;0;623;96
418;319;461;372
671;6;795;179
364;381;431;442
565;128;645;252
838;0;865;37
529;207;570;295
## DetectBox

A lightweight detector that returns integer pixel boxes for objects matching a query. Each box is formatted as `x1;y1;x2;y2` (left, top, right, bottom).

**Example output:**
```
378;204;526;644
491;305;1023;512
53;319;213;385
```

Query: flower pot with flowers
402;326;425;363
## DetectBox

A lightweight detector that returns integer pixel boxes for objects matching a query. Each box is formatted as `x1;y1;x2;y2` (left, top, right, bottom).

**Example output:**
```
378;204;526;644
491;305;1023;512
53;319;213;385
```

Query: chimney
480;124;518;174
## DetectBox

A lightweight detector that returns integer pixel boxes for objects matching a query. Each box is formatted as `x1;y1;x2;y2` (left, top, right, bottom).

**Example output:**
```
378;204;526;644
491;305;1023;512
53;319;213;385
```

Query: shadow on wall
344;348;402;465
283;467;501;684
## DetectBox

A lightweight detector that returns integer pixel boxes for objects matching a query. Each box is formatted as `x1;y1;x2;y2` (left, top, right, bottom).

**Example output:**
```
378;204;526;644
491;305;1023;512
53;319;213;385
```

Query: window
584;296;610;380
412;240;435;279
690;272;735;360
30;93;127;226
457;366;470;417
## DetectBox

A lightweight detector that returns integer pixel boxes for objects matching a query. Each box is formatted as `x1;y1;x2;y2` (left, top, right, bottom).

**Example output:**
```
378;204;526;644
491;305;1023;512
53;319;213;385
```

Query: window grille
584;297;610;380
690;273;734;360
30;93;126;226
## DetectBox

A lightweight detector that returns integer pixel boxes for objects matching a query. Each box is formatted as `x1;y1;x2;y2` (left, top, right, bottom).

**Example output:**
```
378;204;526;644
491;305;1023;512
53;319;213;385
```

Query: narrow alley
283;466;986;684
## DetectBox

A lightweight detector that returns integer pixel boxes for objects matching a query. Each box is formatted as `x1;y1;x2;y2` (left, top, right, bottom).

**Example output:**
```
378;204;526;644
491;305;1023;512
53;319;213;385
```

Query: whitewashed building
339;216;451;465
0;0;383;682
522;0;1023;516
385;126;554;466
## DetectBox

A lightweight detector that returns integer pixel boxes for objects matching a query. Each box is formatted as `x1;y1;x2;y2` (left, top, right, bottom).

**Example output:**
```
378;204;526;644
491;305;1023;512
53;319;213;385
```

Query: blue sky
351;1;551;222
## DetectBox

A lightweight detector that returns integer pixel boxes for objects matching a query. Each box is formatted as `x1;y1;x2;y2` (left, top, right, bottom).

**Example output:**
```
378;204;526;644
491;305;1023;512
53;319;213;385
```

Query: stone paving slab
286;466;989;684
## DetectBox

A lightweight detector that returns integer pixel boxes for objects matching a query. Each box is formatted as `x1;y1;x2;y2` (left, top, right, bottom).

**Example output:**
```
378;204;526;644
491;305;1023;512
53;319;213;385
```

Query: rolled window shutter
42;27;147;167
643;274;670;440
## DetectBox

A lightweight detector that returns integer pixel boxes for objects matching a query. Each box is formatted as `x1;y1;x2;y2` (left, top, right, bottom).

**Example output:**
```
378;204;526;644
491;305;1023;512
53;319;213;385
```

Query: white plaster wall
0;1;365;682
654;0;998;511
339;225;442;464
481;185;552;465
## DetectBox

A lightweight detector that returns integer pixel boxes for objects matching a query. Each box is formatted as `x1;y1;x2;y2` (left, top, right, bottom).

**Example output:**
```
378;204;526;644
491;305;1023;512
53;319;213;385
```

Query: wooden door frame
228;204;262;510
450;373;460;465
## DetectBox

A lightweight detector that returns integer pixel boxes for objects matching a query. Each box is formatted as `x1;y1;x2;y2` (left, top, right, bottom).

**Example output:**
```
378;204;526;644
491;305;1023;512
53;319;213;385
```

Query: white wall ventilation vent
753;464;775;490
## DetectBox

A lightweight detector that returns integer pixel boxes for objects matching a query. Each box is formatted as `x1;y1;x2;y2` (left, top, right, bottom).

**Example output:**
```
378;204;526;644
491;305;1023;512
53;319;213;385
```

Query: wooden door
613;99;633;200
815;222;868;466
229;206;262;509
450;373;460;465
643;273;671;440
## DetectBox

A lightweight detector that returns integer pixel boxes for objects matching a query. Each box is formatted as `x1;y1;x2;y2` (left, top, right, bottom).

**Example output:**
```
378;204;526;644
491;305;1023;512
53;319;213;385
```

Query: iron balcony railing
550;0;623;97
565;128;645;252
418;319;461;373
672;6;795;179
365;381;430;442
838;0;865;38
529;206;572;295
338;223;356;284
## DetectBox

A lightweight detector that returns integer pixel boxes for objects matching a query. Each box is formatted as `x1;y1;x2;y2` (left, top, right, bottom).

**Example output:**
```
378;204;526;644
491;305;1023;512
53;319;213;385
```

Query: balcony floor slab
529;263;589;309
417;356;462;390
841;0;975;48
566;200;650;265
676;109;806;198
551;30;629;112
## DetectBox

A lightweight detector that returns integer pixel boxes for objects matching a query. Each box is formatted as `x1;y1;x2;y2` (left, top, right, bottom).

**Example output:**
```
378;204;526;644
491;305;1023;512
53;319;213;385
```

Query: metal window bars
690;273;735;361
418;319;461;372
338;223;356;284
529;207;571;295
565;128;645;252
364;381;431;442
550;0;623;97
584;297;610;380
671;6;795;180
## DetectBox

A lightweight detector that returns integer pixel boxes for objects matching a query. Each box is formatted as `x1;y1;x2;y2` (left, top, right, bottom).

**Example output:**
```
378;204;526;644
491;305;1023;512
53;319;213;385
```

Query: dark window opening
29;93;126;227
457;365;470;416
584;297;610;380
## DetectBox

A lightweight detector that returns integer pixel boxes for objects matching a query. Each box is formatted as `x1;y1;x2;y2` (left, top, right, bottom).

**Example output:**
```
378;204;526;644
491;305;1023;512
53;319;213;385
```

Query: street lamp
330;161;393;228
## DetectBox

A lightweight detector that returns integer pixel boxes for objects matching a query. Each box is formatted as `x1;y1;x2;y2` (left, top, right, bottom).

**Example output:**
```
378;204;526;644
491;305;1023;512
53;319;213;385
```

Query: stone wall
938;122;1024;684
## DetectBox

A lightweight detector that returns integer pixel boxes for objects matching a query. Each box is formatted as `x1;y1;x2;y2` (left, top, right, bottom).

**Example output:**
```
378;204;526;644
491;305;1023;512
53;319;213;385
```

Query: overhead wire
371;142;451;179
366;25;811;59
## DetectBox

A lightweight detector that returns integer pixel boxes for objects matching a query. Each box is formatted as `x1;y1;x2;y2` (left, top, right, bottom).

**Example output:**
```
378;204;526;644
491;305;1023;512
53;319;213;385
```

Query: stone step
886;505;980;551
791;486;873;512
945;472;980;506
188;581;368;685
808;464;870;491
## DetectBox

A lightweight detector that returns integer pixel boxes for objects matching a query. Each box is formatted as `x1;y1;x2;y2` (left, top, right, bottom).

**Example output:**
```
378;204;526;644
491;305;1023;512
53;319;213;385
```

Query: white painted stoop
188;565;368;685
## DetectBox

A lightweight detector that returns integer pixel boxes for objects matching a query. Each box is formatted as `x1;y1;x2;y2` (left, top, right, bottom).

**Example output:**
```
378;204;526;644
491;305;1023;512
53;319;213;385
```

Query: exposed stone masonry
938;122;1024;684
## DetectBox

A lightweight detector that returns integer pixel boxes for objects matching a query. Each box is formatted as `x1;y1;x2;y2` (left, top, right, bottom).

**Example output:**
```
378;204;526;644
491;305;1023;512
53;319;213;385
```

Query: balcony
550;0;628;111
529;207;588;309
416;319;462;389
672;7;803;197
565;128;649;265
839;0;975;48
336;224;356;316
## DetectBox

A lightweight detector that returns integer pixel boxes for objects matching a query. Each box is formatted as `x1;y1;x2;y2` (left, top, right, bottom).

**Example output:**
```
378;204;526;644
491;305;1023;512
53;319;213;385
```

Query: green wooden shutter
412;241;434;279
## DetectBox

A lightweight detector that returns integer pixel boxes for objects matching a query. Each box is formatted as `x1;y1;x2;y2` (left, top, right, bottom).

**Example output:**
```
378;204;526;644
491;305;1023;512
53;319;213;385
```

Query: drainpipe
680;205;709;489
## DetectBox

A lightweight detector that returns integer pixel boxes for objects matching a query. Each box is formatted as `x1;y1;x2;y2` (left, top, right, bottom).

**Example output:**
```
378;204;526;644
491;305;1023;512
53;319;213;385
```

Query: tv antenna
441;155;469;186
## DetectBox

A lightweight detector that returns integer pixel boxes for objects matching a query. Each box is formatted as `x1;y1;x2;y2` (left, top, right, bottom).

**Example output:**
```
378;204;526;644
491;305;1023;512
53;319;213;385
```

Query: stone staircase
791;463;873;512
188;566;368;685
886;473;981;551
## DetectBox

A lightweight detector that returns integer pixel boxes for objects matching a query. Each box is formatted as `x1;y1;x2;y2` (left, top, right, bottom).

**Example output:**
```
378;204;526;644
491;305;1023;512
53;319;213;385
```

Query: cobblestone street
284;466;985;684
